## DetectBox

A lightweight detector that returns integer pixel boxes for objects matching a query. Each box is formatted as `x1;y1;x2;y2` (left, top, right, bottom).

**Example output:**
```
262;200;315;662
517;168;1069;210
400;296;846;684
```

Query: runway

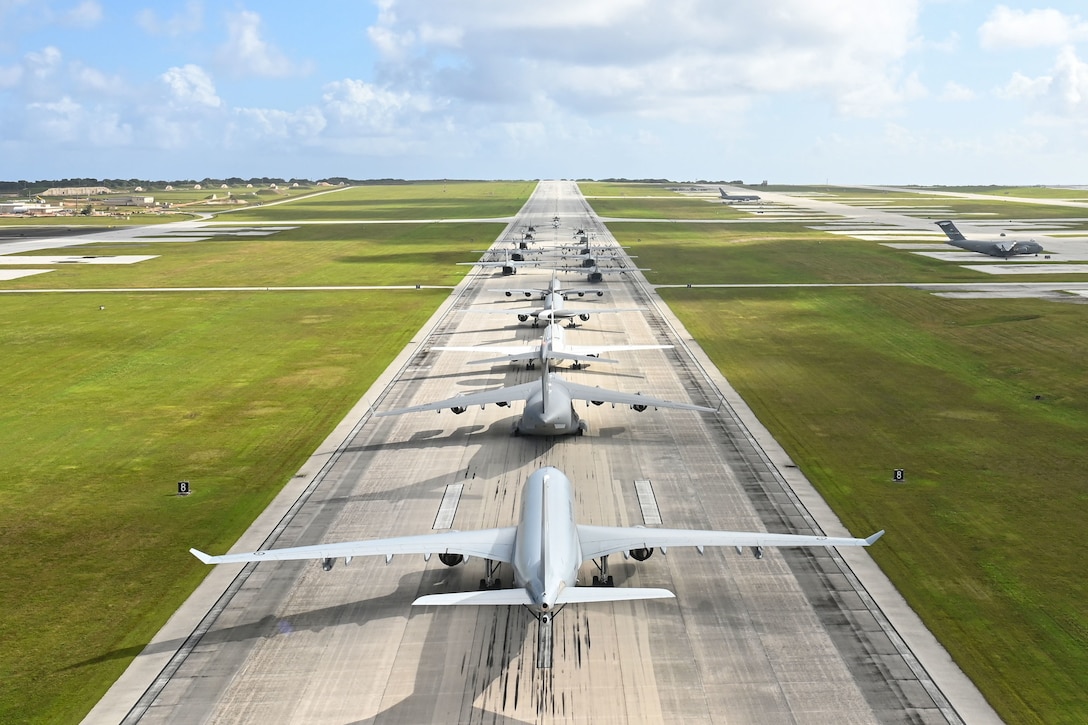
95;181;993;723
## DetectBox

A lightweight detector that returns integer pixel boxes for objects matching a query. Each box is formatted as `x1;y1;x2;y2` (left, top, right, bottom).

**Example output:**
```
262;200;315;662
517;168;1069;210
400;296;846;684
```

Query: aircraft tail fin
936;220;966;242
413;590;533;606
556;587;675;604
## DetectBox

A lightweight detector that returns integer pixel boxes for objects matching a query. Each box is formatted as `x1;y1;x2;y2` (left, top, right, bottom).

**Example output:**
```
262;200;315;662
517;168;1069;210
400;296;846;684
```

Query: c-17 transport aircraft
376;357;713;435
191;466;884;665
434;320;672;370
935;220;1044;257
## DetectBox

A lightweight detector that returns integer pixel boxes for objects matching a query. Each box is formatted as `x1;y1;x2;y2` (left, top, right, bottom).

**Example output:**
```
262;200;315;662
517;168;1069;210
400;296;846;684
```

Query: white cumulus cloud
137;1;203;37
217;9;309;77
161;64;221;108
979;6;1088;50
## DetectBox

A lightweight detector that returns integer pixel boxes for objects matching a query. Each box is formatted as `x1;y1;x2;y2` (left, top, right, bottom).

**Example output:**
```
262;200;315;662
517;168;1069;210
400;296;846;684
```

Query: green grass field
224;180;535;221
2;222;503;289
611;221;1088;285
583;196;748;220
0;180;535;724
0;290;447;724
660;287;1088;724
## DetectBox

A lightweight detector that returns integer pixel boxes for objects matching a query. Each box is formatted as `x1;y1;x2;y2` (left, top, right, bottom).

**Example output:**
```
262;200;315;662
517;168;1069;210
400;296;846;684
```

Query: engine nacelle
630;547;654;561
321;557;334;571
450;406;467;415
517;314;529;322
496;401;509;407
438;552;464;567
578;313;590;322
524;292;533;298
591;400;604;406
596;291;604;297
504;291;513;297
632;403;648;412
577;292;585;297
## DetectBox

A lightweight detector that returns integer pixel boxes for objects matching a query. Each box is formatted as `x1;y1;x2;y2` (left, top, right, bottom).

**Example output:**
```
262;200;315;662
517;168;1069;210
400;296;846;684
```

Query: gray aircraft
375;357;713;435
719;187;761;202
191;466;884;664
434;319;672;370
935;220;1043;257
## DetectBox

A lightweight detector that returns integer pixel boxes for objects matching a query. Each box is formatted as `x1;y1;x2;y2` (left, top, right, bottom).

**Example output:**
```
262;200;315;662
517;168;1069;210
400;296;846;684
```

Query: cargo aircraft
375;357;712;435
935;220;1043;257
192;467;884;663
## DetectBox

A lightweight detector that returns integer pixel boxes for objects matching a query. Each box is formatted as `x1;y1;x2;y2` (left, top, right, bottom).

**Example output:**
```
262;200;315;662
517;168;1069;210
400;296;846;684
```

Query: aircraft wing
191;526;519;566
374;380;539;416
467;351;618;366
577;525;885;561
560;379;716;413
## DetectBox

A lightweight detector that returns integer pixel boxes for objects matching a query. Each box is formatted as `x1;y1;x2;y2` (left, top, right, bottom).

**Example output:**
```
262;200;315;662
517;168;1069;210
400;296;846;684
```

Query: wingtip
190;548;213;564
865;530;886;545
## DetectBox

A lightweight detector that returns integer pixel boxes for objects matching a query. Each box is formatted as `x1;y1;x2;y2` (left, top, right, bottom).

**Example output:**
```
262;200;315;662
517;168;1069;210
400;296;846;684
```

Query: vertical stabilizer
936;220;966;242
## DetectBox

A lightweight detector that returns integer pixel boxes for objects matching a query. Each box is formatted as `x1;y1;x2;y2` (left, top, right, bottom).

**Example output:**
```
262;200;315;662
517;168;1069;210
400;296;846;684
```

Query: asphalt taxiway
86;181;999;724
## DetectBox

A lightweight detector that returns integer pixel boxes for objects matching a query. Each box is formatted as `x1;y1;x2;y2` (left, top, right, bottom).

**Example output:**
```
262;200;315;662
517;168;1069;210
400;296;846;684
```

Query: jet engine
631;403;648;412
438;553;464;567
630;547;654;561
450;406;467;414
517;314;529;322
590;399;604;406
579;313;590;322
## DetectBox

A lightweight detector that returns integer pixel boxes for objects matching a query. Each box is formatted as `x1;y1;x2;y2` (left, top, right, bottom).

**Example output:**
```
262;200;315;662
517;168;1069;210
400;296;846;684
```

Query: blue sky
3;1;1088;184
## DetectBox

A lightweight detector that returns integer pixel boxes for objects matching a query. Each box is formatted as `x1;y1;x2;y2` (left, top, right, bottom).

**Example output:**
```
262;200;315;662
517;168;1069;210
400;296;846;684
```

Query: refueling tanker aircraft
473;280;638;328
191;466;884;665
434;320;672;370
375;357;713;435
498;272;605;300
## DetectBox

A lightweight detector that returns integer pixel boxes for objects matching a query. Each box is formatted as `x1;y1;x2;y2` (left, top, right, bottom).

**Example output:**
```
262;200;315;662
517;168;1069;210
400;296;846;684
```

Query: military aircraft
935;220;1043;257
375;357;713;435
458;249;547;276
719;188;761;202
475;280;635;328
191;466;884;663
433;320;672;369
497;271;604;301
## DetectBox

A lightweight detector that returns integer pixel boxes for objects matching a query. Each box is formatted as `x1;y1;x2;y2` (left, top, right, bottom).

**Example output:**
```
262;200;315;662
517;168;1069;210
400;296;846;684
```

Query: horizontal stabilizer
413;590;533;606
555;587;675;604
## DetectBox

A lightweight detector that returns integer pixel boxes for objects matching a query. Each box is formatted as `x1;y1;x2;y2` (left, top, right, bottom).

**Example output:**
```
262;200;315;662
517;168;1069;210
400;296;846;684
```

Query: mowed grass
0;290;447;723
655;285;1088;720
0;181;537;723
612;222;1088;285
224;180;536;221
2;222;503;289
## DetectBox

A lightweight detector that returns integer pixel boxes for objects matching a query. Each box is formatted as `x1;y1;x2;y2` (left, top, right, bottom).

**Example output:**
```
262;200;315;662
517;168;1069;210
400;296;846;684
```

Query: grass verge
0;290;447;723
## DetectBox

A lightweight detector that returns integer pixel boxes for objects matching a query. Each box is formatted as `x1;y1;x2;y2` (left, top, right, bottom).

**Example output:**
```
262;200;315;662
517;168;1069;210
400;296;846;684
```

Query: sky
3;1;1088;184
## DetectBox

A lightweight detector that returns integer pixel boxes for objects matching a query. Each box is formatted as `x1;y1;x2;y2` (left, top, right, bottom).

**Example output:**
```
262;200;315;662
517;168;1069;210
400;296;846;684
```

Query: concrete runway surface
87;181;999;724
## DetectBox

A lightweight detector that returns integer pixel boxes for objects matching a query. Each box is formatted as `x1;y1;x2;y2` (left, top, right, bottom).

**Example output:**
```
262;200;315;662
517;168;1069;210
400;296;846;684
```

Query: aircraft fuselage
512;468;581;617
517;375;583;435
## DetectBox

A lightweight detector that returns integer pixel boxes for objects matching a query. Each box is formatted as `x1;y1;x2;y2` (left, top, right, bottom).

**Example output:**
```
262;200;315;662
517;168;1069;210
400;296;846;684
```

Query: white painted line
433;483;464;530
634;479;662;525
